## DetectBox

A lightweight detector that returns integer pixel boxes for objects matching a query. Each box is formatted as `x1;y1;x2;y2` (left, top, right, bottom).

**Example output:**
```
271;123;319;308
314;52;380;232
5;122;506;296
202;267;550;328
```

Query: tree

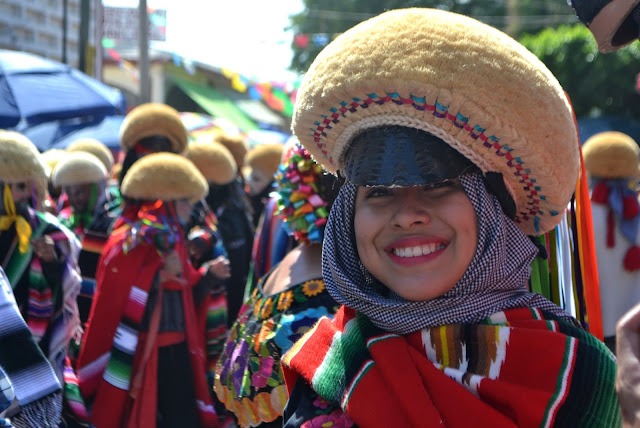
519;24;640;120
287;0;576;73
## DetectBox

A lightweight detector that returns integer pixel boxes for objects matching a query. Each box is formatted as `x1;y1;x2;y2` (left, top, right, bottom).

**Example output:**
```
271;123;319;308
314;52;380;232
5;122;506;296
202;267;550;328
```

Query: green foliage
287;0;576;73
519;25;640;120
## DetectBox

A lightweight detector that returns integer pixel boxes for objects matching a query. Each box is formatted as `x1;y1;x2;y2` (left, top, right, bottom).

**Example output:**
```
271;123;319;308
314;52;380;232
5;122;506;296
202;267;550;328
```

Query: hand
205;256;231;280
617;302;640;427
30;235;57;263
161;251;183;277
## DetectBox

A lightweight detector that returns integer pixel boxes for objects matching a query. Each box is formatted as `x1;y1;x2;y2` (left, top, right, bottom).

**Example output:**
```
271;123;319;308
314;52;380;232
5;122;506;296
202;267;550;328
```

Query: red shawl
282;306;620;428
76;221;217;427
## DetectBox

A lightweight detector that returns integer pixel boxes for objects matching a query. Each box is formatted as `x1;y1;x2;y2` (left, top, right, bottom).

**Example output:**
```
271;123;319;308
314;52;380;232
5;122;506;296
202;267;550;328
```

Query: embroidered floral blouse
214;274;338;428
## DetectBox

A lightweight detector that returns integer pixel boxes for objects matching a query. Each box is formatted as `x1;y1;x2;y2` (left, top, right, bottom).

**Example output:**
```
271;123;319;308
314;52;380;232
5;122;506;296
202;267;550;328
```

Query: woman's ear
483;172;517;219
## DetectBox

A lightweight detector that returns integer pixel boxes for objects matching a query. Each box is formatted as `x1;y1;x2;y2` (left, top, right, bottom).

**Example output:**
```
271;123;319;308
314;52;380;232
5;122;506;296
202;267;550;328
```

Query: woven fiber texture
121;152;208;202
0;130;47;184
41;149;66;178
246;143;284;178
120;103;188;154
292;8;579;235
53;152;106;187
213;132;248;168
66;138;114;172
583;131;640;178
187;141;237;185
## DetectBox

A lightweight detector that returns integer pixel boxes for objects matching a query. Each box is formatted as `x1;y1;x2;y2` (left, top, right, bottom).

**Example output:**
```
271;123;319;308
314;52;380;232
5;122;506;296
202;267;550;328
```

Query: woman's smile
354;183;478;301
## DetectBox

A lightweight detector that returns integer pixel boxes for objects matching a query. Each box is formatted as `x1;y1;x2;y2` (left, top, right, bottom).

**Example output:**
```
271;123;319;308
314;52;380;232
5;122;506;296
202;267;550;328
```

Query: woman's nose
391;189;431;229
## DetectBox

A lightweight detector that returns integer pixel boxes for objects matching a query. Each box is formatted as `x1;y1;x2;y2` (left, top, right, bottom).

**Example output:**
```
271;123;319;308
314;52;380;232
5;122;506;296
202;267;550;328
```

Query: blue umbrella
0;49;126;129
51;115;124;151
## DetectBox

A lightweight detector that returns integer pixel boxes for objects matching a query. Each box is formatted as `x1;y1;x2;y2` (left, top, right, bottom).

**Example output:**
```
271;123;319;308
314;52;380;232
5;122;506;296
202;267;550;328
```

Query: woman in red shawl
77;153;229;428
280;8;620;427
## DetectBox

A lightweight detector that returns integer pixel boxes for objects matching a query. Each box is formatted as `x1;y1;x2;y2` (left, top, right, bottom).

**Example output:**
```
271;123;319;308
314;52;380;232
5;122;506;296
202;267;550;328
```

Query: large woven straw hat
120;103;188;154
583;131;640;178
121;153;208;202
66;138;114;172
246;143;283;179
213;132;248;168
292;8;579;235
0;130;47;184
41;149;66;179
187;142;237;185
53;152;107;187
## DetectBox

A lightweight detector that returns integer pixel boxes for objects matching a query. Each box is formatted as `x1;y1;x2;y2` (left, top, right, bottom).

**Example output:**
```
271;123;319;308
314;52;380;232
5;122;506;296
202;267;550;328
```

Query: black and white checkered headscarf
322;172;573;334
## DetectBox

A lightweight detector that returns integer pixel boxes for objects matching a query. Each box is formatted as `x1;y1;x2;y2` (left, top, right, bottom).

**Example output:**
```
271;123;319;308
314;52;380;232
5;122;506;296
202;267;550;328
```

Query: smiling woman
278;7;621;428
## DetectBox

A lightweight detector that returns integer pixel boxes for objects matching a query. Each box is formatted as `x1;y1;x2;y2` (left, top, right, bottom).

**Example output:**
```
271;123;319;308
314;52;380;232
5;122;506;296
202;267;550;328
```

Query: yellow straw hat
186;142;237;185
213;132;248;168
246;143;283;180
582;131;640;178
0;130;47;184
120;103;188;154
53;152;107;187
121;153;208;202
292;8;579;235
41;148;67;179
66;138;114;173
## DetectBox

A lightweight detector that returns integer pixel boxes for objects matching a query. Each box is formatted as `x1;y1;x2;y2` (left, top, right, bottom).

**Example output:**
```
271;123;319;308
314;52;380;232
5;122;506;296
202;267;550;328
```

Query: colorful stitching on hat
309;92;554;227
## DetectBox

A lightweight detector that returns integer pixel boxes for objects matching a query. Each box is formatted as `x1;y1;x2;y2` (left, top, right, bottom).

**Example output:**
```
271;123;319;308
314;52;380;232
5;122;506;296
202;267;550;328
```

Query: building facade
0;0;93;69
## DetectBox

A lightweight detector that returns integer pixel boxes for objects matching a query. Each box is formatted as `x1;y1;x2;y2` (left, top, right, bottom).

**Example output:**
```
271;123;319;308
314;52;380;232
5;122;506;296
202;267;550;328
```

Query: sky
103;0;305;83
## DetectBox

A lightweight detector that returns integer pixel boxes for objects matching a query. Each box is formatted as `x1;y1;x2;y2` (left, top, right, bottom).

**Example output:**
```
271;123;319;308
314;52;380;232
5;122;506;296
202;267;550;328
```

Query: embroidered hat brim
292;8;579;235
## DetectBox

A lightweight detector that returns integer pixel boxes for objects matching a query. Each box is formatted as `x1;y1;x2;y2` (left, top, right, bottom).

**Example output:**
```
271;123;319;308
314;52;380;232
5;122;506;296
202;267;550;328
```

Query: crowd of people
1;3;640;428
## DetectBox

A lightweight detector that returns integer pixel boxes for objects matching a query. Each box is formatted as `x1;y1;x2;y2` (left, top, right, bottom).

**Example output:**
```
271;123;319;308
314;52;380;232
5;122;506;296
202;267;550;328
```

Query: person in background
280;8;619;426
53;152;115;327
0;131;82;385
193;140;255;327
40;148;66;214
245;143;283;229
213;132;249;184
76;153;229;428
117;103;188;190
185;141;237;386
582;131;640;353
0;265;63;427
215;142;341;428
66;138;120;214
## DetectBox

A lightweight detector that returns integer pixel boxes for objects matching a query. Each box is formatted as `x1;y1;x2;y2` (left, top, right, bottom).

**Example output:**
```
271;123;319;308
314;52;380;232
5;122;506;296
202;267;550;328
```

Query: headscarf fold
322;172;574;334
0;184;32;253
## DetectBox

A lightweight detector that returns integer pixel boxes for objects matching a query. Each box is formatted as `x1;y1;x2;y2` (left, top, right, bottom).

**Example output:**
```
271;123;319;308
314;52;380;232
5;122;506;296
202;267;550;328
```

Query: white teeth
393;243;445;257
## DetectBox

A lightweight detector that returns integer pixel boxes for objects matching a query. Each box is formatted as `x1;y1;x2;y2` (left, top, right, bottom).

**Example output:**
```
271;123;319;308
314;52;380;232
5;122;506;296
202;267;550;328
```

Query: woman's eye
364;187;392;199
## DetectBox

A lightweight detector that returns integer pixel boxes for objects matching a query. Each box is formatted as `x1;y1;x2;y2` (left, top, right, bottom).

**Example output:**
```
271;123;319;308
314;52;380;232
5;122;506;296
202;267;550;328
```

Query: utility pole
138;0;151;103
79;0;90;72
62;0;68;63
94;0;103;81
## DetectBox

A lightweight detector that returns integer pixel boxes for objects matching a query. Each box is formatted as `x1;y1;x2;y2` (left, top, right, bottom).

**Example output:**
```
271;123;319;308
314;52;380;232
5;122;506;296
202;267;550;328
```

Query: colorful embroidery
215;276;337;427
302;279;324;297
311;93;551;229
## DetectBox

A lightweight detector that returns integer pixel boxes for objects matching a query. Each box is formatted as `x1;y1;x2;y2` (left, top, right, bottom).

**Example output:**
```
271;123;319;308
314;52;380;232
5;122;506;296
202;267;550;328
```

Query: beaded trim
309;92;557;233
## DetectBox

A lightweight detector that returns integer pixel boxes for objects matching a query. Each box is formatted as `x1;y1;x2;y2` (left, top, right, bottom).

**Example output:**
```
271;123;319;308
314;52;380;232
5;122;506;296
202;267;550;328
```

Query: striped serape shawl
76;215;218;428
1;210;82;382
0;266;62;427
282;306;621;428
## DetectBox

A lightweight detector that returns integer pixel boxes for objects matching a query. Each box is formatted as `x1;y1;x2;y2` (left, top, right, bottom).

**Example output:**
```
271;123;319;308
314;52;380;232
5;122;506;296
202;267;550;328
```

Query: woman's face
246;169;272;196
8;182;30;207
65;183;93;213
354;180;478;301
